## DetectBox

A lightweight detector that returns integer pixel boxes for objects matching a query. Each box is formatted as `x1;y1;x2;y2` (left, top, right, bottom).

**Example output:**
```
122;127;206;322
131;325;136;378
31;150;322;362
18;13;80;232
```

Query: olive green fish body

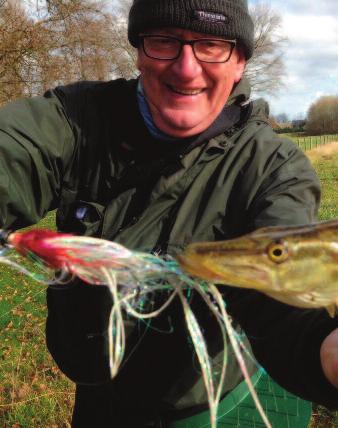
178;220;338;316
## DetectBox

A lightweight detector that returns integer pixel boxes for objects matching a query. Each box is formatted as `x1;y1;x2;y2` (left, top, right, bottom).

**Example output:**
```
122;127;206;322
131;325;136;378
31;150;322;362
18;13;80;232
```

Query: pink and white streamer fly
2;229;271;428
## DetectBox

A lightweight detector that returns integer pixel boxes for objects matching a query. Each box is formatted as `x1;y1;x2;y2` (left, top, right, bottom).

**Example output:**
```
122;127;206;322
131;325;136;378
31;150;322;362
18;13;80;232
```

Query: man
0;0;337;426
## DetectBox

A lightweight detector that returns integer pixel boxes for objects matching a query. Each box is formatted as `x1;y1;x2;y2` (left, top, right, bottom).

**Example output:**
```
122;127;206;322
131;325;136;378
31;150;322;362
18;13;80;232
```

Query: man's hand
320;328;338;388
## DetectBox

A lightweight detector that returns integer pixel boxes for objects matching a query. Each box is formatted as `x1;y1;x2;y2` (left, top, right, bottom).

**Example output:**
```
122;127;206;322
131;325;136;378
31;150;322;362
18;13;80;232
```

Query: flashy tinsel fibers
1;229;271;428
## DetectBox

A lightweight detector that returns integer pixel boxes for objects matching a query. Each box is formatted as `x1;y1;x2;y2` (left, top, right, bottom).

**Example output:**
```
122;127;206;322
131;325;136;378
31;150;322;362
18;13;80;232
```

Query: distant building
291;119;306;129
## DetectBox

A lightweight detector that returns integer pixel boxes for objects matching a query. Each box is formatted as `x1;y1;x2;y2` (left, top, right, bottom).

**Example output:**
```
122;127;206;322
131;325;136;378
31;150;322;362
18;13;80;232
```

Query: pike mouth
178;252;272;290
177;254;224;282
167;84;205;96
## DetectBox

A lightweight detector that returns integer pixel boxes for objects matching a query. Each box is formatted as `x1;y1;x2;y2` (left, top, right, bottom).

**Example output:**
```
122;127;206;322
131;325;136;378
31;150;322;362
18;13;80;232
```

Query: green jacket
0;78;337;422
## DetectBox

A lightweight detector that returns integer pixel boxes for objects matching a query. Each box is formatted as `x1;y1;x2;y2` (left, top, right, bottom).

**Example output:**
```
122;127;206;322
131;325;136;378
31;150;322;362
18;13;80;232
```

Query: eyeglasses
139;35;236;63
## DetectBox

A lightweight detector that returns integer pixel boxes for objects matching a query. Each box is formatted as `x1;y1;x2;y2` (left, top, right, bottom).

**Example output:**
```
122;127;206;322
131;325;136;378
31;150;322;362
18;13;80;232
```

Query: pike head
178;220;338;315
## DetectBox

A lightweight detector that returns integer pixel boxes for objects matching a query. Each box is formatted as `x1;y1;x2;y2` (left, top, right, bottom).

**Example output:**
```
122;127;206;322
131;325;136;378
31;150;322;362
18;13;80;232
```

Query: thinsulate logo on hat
193;10;229;23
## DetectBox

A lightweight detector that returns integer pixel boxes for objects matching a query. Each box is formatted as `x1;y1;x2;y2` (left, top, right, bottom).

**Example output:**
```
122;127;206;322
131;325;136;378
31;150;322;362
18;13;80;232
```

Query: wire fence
292;134;338;151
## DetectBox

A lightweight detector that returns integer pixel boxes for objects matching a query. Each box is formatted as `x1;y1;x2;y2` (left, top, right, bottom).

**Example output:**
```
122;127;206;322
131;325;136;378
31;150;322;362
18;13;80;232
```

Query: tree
0;0;117;105
0;0;45;104
32;0;117;90
306;96;338;135
245;2;287;95
110;0;137;79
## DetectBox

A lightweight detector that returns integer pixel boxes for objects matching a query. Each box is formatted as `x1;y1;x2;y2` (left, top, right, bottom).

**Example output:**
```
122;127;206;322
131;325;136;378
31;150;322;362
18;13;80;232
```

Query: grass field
0;214;74;428
307;143;338;222
281;133;338;152
306;144;338;427
0;142;337;427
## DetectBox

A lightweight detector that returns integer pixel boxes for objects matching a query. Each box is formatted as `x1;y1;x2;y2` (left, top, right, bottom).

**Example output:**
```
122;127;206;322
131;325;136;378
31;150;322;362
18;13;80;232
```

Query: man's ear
234;46;247;83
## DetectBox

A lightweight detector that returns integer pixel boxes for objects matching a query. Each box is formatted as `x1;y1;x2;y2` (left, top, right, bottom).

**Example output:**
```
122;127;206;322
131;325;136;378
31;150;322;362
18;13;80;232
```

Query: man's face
137;28;246;138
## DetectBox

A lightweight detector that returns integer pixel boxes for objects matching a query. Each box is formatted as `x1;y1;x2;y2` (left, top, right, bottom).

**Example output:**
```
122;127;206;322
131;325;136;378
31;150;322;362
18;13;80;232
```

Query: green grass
0;148;337;427
0;213;74;428
281;133;338;152
308;149;338;427
314;153;338;220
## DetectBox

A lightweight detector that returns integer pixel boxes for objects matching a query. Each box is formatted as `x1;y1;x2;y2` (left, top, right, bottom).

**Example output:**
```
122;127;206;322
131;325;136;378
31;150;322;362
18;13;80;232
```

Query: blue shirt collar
137;79;177;142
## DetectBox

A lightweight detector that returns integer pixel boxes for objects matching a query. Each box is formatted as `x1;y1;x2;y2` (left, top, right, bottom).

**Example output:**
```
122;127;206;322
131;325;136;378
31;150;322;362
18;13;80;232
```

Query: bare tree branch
245;2;288;95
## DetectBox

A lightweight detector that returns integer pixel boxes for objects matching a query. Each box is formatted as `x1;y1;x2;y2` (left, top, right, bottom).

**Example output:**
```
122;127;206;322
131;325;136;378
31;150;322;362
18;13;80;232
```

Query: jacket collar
120;77;253;162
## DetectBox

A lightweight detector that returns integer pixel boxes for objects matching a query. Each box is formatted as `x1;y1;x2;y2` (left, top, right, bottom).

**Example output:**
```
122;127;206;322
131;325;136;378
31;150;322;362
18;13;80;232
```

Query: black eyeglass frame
139;34;237;64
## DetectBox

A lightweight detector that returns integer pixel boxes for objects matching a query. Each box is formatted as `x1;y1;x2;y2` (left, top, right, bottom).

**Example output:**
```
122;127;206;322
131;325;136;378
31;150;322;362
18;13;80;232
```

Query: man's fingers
320;328;338;388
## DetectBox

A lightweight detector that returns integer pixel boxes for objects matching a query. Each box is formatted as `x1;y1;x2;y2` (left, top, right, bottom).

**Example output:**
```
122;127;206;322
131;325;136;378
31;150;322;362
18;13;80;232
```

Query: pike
178;220;338;317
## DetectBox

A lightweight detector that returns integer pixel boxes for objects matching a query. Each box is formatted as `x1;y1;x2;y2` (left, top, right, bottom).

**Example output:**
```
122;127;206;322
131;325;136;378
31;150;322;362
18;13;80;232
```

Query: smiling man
136;28;246;136
130;0;251;139
0;0;337;427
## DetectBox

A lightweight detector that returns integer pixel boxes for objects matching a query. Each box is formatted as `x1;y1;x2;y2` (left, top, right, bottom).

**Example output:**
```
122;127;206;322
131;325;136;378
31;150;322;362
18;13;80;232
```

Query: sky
249;0;338;120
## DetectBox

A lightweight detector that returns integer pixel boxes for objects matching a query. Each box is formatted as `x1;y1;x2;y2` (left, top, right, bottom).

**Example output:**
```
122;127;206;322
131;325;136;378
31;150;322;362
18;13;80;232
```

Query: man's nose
171;45;203;79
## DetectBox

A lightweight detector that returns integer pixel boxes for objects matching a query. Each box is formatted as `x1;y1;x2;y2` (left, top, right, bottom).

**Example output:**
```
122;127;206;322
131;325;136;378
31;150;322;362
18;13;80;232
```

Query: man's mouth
167;85;205;96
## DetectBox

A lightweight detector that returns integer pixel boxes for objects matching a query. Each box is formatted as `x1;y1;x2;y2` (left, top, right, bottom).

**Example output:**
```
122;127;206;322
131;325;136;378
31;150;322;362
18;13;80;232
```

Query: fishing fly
0;227;273;428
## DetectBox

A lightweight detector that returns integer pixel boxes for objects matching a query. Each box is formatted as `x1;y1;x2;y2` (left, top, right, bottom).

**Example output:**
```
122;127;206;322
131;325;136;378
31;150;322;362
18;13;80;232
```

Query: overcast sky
249;0;338;119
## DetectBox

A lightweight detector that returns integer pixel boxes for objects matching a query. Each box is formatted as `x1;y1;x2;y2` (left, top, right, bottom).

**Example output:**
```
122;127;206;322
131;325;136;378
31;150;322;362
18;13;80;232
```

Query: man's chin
156;113;210;138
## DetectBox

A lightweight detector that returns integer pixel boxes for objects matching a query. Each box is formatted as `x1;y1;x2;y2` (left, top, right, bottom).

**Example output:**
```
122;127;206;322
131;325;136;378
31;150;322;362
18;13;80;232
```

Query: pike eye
267;242;288;263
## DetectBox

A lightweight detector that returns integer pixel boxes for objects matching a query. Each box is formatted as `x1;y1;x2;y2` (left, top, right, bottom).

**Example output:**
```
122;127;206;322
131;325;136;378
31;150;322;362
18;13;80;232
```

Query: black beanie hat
128;0;254;59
